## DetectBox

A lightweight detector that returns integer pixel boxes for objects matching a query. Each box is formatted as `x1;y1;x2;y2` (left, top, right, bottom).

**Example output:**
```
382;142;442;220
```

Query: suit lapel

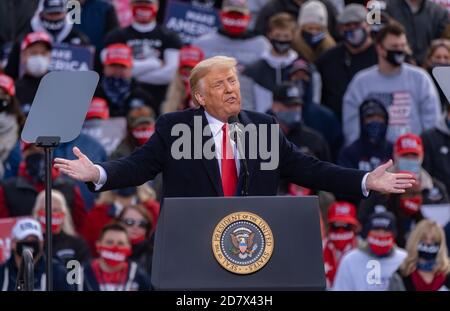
189;107;223;196
236;110;258;194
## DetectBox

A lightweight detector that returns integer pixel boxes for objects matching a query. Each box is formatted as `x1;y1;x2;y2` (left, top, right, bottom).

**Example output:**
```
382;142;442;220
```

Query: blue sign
163;0;220;44
49;43;95;71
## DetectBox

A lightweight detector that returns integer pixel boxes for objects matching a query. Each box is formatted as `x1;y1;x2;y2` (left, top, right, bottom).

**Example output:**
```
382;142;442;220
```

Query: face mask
220;11;250;36
417;242;440;271
132;125;155;146
132;4;157;24
397;157;421;177
37;209;65;234
399;196;422;216
361;121;387;145
418;242;440;261
344;27;367;48
385;49;406;67
367;231;395;257
329;228;355;251
270;39;292;54
25;153;46;183
102;77;131;106
0;98;9;113
417;260;436;272
41;17;66;33
16;240;41;257
97;245;131;267
275;110;301;128
302;31;326;48
26;55;50;77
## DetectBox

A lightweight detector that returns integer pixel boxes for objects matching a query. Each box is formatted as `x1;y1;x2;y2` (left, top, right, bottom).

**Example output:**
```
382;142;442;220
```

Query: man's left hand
366;159;416;194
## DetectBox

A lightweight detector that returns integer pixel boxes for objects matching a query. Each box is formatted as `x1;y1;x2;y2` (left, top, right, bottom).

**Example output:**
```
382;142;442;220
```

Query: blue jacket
54;133;107;210
0;256;73;291
89;107;366;198
2;140;21;180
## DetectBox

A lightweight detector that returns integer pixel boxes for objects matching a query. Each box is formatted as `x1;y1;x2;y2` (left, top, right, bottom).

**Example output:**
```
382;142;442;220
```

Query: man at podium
54;56;415;199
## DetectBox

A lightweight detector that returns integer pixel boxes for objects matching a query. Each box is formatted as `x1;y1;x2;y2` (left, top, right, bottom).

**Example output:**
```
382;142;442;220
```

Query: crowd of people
1;0;450;291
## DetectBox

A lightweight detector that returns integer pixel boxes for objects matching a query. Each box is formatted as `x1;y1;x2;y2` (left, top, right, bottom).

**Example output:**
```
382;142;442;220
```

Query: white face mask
26;55;51;77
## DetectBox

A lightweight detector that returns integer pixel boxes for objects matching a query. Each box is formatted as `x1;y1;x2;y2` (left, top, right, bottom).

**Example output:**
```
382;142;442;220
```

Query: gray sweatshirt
343;63;442;145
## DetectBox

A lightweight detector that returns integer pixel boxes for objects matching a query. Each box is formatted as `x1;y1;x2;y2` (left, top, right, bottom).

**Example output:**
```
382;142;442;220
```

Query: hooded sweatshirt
343;63;442;145
243;50;299;113
421;113;450;192
338;101;393;172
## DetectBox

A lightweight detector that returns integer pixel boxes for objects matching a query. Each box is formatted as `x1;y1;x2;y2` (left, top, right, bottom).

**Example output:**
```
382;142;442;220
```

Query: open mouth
225;97;237;104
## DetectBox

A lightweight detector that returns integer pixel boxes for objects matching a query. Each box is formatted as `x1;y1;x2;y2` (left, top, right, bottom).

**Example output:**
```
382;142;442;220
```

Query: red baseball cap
0;73;15;97
395;133;423;157
179;45;204;68
327;201;359;227
86;97;109;120
20;140;34;152
102;43;133;68
21;32;52;51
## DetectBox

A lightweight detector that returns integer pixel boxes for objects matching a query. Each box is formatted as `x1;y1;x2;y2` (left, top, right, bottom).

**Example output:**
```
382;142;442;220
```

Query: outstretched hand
366;159;416;194
54;147;99;183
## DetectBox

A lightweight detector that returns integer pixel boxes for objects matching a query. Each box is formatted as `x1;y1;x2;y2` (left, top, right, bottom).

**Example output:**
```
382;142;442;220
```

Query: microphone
227;116;249;196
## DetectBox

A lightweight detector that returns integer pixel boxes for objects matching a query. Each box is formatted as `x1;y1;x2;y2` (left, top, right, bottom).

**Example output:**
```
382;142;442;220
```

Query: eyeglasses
122;218;148;229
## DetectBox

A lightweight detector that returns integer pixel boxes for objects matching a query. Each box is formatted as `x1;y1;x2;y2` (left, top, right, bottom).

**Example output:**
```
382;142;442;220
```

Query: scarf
411;270;447;291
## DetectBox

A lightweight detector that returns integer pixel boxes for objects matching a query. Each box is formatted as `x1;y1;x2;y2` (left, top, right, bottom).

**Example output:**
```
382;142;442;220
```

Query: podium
151;196;326;290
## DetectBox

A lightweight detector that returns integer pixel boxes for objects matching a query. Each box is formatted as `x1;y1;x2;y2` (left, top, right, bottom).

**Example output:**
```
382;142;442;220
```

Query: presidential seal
212;212;274;275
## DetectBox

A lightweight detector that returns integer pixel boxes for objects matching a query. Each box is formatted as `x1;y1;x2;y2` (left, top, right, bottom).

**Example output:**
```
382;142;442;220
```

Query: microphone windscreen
227;115;239;124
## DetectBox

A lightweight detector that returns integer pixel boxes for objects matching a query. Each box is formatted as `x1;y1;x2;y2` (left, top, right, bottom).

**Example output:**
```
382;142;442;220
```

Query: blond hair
32;190;77;236
95;184;157;206
400;219;450;276
189;56;237;106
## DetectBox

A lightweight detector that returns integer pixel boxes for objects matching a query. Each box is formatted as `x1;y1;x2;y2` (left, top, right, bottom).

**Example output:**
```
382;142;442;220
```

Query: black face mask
0;98;9;113
25;153;46;183
15;240;41;258
385;49;406;67
270;39;292;54
417;242;440;261
41;17;66;34
361;121;387;145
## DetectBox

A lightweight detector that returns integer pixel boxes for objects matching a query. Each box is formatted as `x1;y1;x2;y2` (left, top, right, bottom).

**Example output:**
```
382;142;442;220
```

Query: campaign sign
82;117;127;156
163;0;220;44
49;43;95;72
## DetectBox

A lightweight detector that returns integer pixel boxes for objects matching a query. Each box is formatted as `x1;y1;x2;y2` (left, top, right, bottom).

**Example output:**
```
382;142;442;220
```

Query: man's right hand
54;147;100;183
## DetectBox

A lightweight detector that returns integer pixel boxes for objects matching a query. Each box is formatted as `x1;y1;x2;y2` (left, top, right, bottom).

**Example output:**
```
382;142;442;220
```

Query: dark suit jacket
89;107;366;198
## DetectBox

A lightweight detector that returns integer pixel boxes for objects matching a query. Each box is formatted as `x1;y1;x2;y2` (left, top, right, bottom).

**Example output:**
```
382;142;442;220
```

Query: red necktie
221;123;238;196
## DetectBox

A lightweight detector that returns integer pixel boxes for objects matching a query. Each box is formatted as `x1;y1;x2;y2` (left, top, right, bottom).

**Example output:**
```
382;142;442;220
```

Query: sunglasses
330;223;353;231
122;218;148;229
